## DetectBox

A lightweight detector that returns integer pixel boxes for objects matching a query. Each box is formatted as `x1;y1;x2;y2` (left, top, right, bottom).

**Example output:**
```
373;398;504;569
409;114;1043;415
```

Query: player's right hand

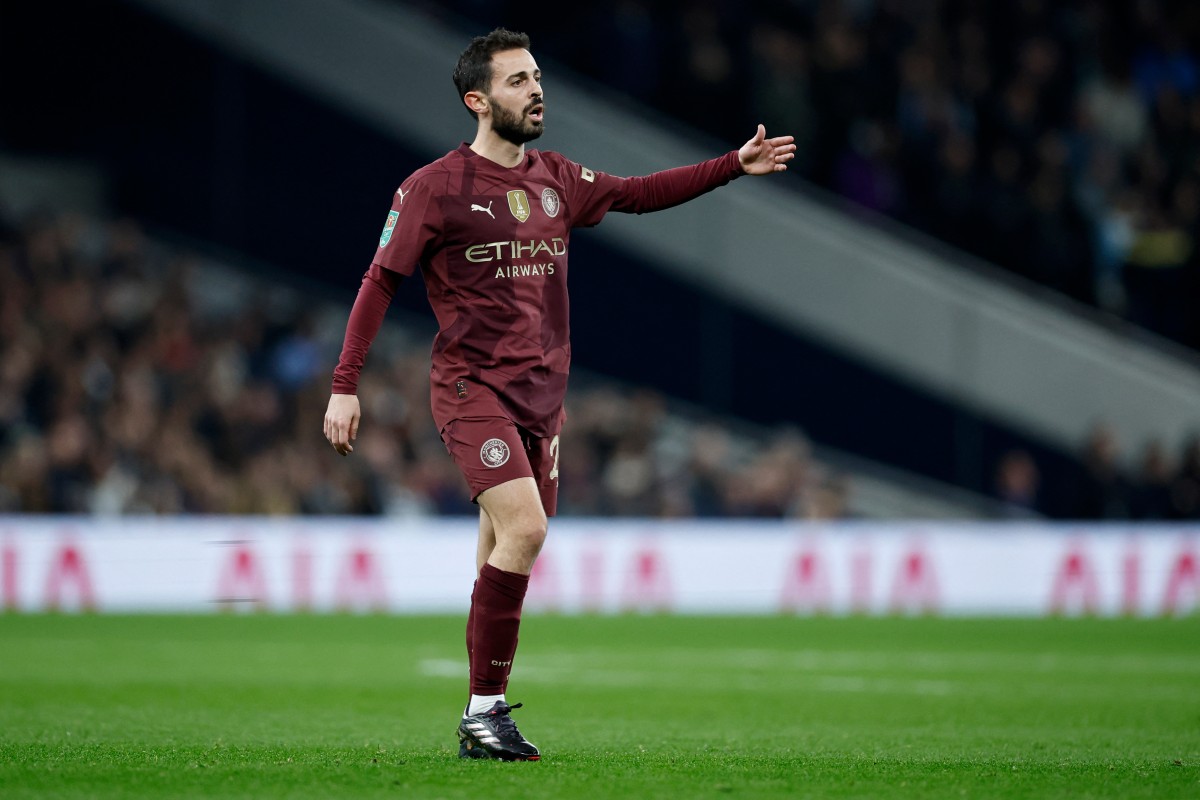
324;394;361;456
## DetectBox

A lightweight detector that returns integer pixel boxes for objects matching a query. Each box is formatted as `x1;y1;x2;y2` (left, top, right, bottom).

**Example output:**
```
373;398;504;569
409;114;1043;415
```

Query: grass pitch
1;614;1197;799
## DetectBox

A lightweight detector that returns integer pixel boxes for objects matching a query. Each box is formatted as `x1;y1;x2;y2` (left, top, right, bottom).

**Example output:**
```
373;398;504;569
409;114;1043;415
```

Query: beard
489;98;544;145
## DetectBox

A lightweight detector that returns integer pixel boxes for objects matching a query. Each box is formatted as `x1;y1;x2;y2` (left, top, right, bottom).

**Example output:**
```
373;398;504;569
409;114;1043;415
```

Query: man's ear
464;90;489;117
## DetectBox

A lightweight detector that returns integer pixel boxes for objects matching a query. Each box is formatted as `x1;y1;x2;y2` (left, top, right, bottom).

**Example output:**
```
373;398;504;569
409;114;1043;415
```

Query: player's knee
514;516;548;556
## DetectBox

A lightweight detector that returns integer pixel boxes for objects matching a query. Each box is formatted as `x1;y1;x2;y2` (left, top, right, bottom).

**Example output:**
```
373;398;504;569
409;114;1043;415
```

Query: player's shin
467;563;529;712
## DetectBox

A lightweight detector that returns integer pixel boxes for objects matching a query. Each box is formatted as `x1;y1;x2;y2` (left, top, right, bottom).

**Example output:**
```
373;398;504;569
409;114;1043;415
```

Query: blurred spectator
1171;435;1200;519
662;4;745;143
682;423;734;518
1123;197;1192;342
834;119;903;216
1070;422;1132;519
1083;57;1149;155
993;449;1041;518
1131;439;1174;520
750;22;817;176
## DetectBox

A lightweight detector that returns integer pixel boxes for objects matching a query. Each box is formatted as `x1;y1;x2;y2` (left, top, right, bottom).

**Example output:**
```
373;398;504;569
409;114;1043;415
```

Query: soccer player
323;28;795;761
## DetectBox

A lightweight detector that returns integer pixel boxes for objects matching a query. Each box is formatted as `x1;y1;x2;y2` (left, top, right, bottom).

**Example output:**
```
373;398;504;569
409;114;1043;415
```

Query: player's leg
459;478;544;759
467;445;555;703
441;419;548;760
476;476;547;574
465;474;547;700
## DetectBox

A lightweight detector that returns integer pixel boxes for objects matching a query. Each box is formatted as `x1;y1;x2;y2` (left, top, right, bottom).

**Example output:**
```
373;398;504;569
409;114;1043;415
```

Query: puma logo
471;201;495;219
397;187;409;203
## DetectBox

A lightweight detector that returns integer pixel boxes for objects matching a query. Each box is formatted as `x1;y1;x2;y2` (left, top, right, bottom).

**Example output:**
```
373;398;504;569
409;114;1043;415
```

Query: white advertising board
0;518;1196;616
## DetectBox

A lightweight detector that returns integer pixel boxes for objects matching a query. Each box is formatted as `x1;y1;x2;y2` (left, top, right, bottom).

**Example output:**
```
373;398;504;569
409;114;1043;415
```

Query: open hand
738;124;797;175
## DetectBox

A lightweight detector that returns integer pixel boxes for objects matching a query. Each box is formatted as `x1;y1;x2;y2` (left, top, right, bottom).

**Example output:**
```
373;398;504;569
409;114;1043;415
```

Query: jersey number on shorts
549;435;560;482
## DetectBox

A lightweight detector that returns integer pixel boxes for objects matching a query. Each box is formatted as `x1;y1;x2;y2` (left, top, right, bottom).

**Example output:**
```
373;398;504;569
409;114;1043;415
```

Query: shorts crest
480;438;511;468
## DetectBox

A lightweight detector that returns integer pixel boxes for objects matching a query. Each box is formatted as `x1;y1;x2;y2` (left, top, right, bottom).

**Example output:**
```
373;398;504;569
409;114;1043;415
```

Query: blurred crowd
428;0;1200;350
993;424;1200;520
0;213;848;518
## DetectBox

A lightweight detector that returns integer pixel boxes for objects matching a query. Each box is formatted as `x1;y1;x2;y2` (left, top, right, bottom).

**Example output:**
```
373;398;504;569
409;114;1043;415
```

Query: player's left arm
607;125;796;215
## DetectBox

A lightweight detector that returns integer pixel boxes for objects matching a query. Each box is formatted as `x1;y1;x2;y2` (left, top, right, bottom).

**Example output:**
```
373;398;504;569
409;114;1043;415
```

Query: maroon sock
468;563;530;696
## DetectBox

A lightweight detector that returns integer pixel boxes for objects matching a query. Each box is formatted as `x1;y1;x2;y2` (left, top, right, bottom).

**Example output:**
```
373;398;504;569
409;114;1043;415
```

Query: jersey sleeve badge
379;210;399;247
580;166;595;183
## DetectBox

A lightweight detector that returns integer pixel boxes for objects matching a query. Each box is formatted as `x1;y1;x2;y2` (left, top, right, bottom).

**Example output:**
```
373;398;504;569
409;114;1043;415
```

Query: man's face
485;48;544;145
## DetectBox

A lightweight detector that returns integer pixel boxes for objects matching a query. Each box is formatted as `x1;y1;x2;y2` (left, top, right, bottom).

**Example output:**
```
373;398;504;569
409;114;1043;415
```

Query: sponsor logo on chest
464;237;566;263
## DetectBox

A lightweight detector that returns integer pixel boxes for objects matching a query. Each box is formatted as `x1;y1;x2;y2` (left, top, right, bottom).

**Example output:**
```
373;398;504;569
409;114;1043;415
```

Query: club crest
379;210;399;247
480;438;511;468
507;190;530;223
541;188;560;218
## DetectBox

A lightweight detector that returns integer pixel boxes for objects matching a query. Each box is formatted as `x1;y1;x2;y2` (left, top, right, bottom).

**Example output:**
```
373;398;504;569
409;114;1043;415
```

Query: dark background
0;1;1116;513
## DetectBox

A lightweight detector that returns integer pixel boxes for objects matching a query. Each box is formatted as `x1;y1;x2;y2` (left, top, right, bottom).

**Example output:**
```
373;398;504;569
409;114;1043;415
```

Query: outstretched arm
603;126;796;216
738;124;796;175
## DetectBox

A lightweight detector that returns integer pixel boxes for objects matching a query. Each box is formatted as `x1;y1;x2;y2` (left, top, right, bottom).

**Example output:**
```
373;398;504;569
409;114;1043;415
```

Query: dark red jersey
334;143;744;437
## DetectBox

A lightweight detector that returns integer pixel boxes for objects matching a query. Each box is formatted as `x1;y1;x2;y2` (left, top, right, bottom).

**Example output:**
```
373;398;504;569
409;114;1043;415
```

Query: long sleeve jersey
333;143;744;436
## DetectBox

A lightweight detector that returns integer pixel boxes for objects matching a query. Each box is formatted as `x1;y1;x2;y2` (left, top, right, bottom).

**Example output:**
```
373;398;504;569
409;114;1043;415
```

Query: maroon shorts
439;417;560;516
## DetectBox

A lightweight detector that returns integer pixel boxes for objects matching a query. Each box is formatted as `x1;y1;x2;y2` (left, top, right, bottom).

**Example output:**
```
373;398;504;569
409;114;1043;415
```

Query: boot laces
489;702;524;741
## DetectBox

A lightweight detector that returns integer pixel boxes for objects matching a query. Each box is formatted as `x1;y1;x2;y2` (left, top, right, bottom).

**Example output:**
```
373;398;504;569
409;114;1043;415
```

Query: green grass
1;614;1197;799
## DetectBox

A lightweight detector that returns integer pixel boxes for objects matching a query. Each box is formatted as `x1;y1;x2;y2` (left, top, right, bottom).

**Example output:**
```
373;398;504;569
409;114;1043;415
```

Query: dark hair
452;28;532;119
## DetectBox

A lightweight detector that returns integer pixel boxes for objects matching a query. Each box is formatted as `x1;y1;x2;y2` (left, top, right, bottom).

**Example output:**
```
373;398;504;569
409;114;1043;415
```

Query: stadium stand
2;211;1198;519
3;0;1199;519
